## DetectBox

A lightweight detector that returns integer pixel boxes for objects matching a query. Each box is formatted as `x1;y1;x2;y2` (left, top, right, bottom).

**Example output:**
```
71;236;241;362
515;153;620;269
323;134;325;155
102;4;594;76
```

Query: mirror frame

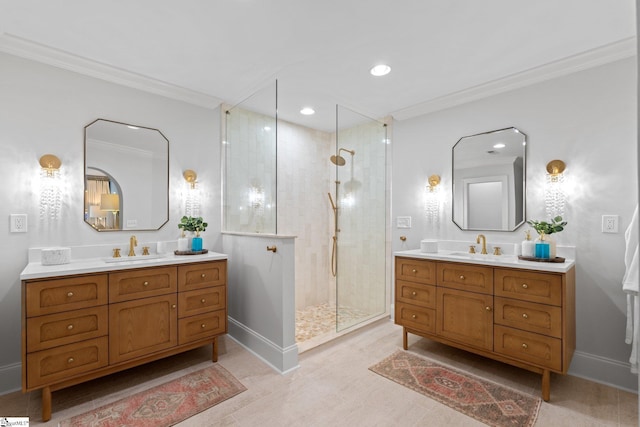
451;127;526;232
83;118;170;232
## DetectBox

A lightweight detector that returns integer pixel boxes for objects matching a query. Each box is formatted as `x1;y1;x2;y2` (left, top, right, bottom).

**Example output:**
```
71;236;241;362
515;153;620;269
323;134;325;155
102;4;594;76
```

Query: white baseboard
569;350;638;393
0;362;21;396
227;316;299;374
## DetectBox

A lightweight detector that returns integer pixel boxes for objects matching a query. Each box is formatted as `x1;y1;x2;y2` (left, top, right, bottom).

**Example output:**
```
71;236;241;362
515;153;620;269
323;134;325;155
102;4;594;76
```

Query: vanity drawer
494;269;562;306
109;266;177;303
178;261;226;292
395;257;436;285
396;280;436;309
178;310;226;345
494;297;562;338
27;306;108;352
436;263;493;294
395;302;436;334
178;286;226;318
26;336;109;389
494;325;562;371
25;275;108;317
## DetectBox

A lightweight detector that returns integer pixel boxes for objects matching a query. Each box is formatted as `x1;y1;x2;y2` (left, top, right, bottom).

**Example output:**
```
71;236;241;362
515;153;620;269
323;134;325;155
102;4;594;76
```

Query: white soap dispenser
521;230;535;258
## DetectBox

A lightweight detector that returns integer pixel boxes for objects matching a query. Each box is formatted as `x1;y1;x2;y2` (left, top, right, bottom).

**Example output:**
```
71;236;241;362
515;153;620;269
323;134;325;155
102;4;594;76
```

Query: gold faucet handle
493;246;501;256
142;246;150;256
469;245;476;254
113;248;121;258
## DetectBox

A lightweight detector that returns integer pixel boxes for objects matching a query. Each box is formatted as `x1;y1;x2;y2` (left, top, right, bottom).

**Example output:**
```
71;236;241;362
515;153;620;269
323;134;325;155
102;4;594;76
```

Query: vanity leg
212;337;218;363
541;369;551;401
42;386;52;422
403;327;408;350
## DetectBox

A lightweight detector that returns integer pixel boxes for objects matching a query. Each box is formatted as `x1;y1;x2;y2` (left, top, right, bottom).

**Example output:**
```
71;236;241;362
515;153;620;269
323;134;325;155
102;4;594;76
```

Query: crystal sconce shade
425;174;442;223
183;169;201;216
545;160;566;218
39;154;63;220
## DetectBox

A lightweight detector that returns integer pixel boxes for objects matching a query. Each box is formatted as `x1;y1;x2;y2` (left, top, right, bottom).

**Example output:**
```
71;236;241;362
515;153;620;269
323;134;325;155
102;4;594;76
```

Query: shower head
330;155;346;166
330;148;355;166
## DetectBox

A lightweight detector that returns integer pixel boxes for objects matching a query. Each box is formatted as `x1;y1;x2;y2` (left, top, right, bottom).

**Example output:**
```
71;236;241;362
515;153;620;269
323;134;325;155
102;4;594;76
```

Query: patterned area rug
60;364;246;427
369;350;541;427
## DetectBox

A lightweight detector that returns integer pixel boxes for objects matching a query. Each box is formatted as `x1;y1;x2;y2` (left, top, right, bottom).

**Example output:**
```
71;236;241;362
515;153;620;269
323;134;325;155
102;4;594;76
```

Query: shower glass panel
335;105;387;331
224;82;277;233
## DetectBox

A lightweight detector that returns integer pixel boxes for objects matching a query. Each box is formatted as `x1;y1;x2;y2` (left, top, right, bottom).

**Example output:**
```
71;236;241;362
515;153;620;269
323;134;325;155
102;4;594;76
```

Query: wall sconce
183;169;201;216
545;160;566;218
425;174;442;222
39;154;61;177
39;154;63;220
183;169;197;189
100;193;120;229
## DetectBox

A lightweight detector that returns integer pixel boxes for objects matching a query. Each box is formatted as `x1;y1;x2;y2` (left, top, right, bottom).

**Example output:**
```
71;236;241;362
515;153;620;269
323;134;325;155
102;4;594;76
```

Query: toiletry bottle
521;230;535;257
177;231;189;252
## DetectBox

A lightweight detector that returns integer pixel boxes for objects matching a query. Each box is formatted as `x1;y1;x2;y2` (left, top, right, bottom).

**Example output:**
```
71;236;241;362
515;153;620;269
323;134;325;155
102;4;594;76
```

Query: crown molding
392;37;637;121
0;33;223;109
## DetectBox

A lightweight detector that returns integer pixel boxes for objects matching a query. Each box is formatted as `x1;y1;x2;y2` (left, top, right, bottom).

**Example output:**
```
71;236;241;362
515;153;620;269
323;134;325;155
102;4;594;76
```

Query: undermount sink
103;254;166;263
442;251;518;263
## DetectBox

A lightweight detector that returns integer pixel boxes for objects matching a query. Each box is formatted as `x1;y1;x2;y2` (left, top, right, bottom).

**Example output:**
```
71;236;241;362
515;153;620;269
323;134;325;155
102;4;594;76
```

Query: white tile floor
2;319;638;426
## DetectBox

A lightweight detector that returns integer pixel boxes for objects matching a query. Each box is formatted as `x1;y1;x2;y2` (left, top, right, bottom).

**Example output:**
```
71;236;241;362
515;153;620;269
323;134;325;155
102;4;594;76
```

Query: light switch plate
397;216;412;229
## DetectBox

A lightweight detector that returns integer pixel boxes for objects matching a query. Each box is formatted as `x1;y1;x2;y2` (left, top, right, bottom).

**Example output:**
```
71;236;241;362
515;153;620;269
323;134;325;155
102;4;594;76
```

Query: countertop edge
20;251;228;280
394;249;575;273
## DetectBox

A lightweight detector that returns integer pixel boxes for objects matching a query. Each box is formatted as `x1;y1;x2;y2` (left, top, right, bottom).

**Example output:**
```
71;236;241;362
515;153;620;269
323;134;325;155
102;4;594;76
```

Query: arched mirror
452;127;526;231
84;119;169;231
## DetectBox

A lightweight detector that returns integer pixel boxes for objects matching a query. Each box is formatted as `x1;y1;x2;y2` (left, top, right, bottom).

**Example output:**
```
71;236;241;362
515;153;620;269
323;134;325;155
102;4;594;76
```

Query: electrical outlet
602;215;619;233
10;214;28;233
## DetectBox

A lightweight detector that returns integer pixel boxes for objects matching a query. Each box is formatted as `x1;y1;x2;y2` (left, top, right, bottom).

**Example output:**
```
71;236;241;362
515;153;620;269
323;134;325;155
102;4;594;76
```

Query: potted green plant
178;216;208;252
526;216;567;258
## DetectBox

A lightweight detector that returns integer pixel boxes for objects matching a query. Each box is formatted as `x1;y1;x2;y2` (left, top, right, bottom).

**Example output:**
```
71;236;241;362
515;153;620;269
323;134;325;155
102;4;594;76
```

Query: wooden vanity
21;256;227;421
395;253;575;401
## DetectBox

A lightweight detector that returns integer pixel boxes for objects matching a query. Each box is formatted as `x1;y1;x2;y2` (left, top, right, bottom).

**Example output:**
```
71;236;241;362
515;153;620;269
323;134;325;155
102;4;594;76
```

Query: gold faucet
128;235;137;257
476;234;487;254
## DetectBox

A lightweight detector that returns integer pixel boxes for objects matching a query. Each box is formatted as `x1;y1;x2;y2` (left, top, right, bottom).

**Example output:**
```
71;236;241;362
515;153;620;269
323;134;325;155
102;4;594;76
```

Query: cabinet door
109;294;177;364
436;287;493;351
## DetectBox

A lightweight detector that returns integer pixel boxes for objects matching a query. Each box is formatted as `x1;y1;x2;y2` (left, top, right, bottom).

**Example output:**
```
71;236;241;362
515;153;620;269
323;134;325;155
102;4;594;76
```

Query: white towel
623;205;639;373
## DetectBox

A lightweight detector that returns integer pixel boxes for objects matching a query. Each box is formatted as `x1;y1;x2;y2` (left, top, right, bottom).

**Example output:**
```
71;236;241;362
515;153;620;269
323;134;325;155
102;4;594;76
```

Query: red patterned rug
60;364;246;427
369;350;540;427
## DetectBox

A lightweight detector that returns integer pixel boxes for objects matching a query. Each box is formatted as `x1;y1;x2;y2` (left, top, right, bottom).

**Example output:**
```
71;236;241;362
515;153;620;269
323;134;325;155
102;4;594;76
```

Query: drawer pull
485;306;492;312
201;273;206;278
411;291;417;296
522;313;529;319
67;324;74;330
521;343;528;350
67;357;74;364
201;298;206;303
67;292;74;298
412;269;417;273
459;275;465;280
172;304;177;309
522;283;529;289
143;281;149;287
201;323;206;328
412;314;417;319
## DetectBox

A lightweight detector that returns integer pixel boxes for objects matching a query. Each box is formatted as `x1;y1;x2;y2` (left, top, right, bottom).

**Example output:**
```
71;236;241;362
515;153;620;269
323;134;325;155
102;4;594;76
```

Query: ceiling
0;0;636;131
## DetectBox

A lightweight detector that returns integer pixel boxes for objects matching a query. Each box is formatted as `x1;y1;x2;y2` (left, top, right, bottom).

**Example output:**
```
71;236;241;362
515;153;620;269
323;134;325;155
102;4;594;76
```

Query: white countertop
21;251;228;280
395;249;575;273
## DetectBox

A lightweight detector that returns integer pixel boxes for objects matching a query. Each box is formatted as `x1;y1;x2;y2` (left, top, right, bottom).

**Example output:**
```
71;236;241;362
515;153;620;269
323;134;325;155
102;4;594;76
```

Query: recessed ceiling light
300;107;315;115
493;143;506;149
127;125;140;130
370;64;391;77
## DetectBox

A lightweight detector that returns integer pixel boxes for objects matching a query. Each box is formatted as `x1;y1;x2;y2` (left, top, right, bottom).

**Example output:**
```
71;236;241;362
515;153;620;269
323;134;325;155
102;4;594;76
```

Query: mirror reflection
452;127;526;231
84;119;169;231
